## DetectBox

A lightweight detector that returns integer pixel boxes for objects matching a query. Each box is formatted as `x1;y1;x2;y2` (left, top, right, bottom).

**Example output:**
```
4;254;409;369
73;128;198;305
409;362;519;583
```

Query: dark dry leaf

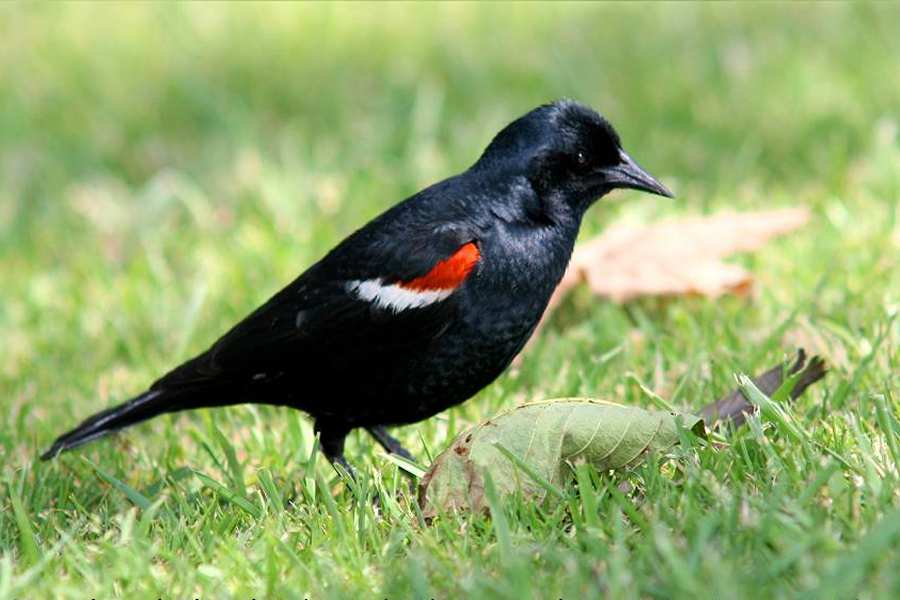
700;349;827;428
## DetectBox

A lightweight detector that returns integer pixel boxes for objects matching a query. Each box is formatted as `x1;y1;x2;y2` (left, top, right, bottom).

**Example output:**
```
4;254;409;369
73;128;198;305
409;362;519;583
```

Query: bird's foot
366;426;416;463
367;426;419;492
329;453;357;480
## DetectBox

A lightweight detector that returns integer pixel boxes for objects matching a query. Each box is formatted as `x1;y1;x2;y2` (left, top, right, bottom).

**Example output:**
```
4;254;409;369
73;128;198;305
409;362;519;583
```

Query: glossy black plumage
42;99;673;470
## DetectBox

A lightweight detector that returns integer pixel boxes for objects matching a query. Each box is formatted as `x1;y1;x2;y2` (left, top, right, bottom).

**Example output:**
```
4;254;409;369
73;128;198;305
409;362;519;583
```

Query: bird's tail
40;386;213;460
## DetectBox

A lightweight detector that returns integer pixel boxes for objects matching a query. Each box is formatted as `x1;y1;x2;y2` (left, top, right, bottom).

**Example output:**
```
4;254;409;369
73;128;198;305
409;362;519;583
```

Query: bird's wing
151;224;481;389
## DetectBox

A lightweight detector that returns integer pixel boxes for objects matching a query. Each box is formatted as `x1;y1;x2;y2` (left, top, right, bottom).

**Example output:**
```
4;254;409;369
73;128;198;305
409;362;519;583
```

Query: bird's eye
575;150;591;171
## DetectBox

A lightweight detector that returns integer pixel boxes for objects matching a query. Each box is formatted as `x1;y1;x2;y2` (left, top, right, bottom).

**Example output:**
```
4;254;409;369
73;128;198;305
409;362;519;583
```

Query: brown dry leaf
552;207;809;306
516;208;809;360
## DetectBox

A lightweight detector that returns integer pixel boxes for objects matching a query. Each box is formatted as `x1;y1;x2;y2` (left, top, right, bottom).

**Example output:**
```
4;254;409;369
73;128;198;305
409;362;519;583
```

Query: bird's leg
366;426;416;462
314;420;355;479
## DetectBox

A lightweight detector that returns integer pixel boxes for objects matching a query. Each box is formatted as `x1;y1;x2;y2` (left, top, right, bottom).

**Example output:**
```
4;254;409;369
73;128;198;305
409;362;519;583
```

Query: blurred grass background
1;3;898;599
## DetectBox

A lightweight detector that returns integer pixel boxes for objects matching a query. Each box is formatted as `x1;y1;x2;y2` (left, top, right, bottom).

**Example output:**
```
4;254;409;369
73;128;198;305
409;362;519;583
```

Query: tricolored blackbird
42;99;673;472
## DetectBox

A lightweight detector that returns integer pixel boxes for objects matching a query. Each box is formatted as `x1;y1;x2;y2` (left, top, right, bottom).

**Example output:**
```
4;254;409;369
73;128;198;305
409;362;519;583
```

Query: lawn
1;3;898;599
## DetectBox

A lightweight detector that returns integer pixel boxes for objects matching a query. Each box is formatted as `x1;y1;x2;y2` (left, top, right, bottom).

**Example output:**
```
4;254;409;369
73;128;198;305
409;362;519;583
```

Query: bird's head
477;99;673;217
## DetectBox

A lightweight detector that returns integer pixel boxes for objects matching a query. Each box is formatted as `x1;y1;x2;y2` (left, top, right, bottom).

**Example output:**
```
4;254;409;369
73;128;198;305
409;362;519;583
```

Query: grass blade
84;459;152;510
8;488;40;567
193;470;260;518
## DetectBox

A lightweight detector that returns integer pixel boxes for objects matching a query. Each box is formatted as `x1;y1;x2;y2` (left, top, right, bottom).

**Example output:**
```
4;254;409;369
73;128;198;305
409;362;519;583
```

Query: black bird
42;99;673;472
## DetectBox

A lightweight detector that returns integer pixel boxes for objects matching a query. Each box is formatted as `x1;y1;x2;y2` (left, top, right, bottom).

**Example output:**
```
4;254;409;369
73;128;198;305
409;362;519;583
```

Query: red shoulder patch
400;242;480;291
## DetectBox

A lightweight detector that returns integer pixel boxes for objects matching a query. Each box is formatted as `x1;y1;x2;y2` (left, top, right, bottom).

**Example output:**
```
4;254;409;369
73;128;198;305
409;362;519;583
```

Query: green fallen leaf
418;399;704;517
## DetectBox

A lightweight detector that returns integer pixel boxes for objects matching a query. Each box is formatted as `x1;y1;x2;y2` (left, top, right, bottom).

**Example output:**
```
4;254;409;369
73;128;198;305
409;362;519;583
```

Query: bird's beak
604;150;674;198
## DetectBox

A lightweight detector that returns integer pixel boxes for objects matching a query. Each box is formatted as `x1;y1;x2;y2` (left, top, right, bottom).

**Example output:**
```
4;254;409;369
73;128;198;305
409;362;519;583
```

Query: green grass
1;3;898;598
